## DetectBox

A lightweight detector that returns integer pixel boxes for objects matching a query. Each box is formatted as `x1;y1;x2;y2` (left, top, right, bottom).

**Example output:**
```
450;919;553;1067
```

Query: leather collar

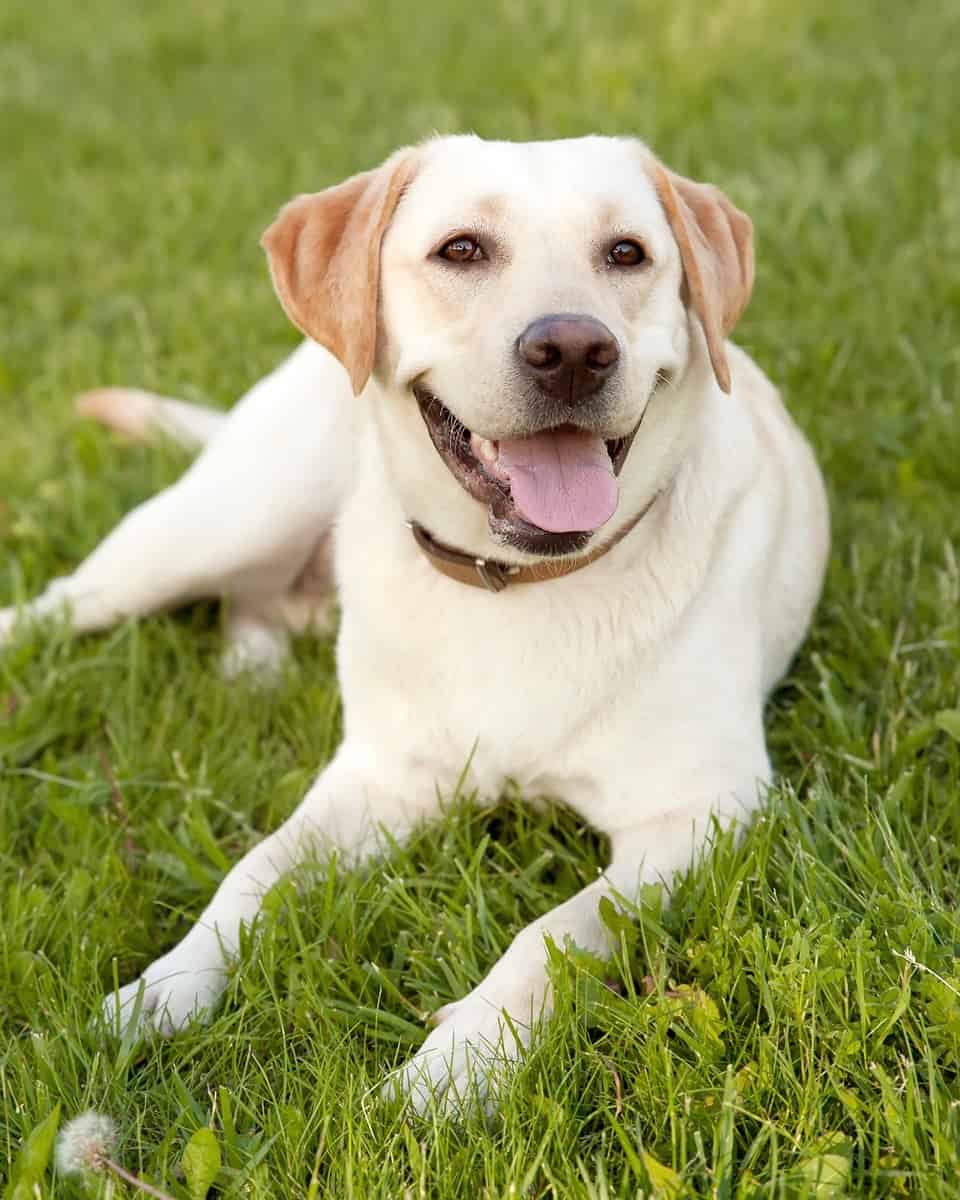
408;492;659;593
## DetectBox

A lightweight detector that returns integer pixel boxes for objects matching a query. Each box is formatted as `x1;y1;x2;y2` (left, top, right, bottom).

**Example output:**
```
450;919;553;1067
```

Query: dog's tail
75;388;227;451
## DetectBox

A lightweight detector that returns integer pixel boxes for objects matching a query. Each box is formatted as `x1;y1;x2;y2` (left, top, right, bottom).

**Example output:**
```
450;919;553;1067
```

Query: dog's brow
473;194;508;219
594;202;621;230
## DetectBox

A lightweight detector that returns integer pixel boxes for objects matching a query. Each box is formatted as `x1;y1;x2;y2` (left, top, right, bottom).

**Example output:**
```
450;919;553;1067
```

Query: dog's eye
607;240;647;267
437;236;485;263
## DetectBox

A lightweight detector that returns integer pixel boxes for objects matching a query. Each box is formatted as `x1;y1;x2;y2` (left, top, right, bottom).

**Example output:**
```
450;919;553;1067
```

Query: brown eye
608;239;647;267
438;235;484;263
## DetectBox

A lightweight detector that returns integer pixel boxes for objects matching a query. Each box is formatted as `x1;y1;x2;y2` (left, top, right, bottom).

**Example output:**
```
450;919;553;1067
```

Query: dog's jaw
413;385;643;557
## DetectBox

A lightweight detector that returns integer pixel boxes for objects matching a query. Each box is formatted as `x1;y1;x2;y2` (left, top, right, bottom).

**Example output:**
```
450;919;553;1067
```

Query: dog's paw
220;618;289;684
100;947;228;1038
385;975;547;1116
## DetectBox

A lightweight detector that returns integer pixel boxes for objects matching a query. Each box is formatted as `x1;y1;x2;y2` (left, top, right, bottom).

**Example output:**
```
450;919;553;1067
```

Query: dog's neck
406;487;663;592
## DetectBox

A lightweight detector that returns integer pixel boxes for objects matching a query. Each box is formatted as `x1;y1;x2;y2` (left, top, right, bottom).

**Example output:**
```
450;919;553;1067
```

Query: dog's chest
335;553;659;795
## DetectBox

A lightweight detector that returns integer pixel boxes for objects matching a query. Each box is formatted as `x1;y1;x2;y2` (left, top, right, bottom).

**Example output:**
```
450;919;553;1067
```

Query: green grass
2;0;960;1194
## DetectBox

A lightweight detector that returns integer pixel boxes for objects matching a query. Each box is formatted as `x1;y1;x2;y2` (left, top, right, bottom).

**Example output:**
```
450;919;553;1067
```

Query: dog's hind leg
0;485;214;641
1;341;356;648
76;388;228;451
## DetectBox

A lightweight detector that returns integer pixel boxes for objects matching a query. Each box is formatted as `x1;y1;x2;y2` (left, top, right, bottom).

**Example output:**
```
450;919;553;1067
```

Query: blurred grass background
2;0;960;1195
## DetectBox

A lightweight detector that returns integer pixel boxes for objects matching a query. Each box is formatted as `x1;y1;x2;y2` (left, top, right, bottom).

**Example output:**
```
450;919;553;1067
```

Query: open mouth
414;387;640;556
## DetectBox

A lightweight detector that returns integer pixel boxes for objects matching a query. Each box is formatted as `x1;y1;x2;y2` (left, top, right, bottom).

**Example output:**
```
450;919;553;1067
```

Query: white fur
3;135;829;1113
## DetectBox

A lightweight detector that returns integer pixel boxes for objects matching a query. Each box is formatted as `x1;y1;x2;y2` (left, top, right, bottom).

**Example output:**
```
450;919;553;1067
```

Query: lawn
2;0;960;1194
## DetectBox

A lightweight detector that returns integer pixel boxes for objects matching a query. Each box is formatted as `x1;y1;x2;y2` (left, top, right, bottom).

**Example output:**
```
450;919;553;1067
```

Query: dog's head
262;135;753;558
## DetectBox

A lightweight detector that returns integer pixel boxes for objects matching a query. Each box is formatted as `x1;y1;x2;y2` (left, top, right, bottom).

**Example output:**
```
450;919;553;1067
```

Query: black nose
516;313;620;405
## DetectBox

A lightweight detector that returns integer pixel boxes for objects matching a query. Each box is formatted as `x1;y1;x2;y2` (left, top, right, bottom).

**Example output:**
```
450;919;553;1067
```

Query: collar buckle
474;558;508;593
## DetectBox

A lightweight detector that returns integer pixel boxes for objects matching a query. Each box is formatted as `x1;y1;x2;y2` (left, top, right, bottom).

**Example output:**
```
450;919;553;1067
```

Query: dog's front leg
391;800;744;1115
101;746;439;1036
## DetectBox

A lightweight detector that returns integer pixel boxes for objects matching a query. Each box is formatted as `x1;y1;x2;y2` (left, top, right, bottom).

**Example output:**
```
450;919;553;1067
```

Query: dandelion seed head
56;1110;118;1176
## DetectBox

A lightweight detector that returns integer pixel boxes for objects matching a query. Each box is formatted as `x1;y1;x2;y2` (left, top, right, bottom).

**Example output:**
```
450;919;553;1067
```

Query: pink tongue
496;430;618;533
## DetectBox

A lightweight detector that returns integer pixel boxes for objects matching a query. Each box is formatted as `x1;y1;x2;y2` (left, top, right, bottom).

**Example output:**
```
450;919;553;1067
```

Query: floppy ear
652;164;754;393
261;150;417;394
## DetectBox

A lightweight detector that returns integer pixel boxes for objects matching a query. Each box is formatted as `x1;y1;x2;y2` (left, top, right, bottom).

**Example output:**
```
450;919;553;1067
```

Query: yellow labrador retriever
0;135;829;1111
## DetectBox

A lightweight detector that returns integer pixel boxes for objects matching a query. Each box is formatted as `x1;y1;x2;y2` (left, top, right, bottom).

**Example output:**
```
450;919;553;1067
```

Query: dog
0;134;829;1112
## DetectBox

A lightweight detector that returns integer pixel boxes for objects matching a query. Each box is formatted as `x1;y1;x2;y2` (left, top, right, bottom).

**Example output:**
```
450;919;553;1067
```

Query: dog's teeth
473;436;498;463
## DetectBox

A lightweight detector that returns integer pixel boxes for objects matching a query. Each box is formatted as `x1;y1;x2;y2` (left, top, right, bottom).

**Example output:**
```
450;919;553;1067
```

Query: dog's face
262;135;753;557
377;137;689;555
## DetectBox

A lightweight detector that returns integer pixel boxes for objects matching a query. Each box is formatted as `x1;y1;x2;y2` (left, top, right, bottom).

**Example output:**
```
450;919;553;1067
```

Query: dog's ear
261;150;417;394
652;164;754;393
